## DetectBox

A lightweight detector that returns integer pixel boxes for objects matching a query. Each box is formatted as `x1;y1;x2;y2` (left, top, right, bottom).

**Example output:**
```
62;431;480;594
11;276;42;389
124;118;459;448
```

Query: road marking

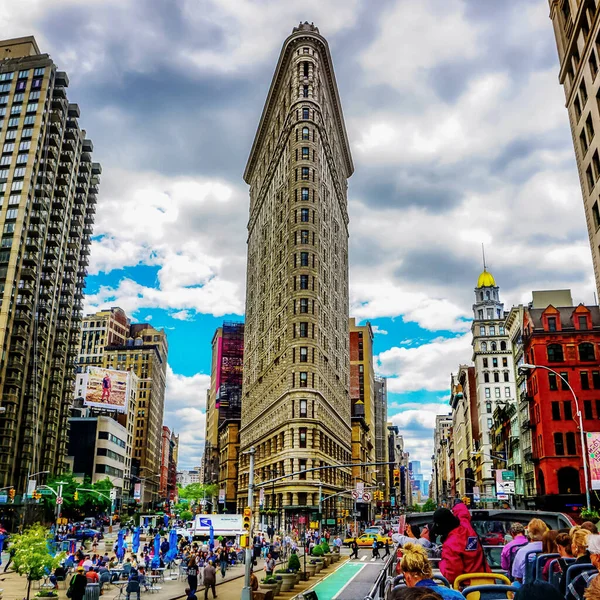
370;557;376;562
361;555;367;561
332;563;367;599
310;561;365;600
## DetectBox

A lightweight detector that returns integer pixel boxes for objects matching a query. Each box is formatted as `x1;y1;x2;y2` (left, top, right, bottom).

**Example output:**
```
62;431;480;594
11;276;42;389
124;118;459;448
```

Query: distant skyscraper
238;22;354;525
0;37;99;491
548;1;600;296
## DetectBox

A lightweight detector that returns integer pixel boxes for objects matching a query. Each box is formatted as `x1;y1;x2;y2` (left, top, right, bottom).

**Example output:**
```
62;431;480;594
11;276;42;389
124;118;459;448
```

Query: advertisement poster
84;367;130;413
588;432;600;490
133;483;141;500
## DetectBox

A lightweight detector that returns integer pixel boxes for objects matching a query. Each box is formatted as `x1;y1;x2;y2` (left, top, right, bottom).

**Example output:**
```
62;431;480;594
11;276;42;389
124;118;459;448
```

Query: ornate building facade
238;22;354;528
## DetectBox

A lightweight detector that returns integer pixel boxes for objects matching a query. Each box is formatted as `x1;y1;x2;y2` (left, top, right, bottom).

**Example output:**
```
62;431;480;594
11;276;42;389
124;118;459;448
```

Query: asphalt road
311;548;389;600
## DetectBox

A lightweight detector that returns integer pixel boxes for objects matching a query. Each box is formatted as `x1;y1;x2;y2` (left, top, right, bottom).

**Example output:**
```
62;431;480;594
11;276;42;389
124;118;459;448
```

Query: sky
3;0;596;475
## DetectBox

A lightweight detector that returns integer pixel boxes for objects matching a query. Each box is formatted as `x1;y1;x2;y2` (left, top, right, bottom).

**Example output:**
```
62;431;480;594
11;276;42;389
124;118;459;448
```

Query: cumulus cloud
163;366;211;468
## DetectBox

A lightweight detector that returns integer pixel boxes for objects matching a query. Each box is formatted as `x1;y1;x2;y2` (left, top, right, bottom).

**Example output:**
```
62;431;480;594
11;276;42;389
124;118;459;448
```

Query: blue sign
0;495;7;504
465;536;478;551
199;518;212;527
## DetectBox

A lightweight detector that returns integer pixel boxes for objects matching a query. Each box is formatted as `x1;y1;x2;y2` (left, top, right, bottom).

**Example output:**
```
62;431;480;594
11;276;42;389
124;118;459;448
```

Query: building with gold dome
471;269;518;503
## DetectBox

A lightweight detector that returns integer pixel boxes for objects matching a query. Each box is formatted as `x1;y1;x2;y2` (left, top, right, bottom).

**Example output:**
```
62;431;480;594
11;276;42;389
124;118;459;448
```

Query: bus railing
364;545;398;600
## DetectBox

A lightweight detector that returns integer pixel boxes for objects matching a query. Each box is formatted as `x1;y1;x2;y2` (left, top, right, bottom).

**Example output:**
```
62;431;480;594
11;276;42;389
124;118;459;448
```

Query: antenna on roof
482;243;487;271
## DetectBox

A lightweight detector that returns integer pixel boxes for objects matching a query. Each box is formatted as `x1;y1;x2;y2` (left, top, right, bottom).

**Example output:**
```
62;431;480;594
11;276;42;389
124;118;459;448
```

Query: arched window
547;344;564;362
579;342;595;361
481;342;487;351
500;341;507;351
491;342;497;351
486;291;490;300
557;466;580;495
302;127;310;140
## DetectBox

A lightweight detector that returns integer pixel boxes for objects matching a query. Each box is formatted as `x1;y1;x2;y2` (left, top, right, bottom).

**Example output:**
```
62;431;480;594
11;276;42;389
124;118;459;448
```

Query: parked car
74;528;103;541
343;532;392;548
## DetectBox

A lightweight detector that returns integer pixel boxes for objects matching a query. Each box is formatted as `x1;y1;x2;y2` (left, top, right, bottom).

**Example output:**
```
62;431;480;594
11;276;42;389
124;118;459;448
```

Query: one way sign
199;518;212;527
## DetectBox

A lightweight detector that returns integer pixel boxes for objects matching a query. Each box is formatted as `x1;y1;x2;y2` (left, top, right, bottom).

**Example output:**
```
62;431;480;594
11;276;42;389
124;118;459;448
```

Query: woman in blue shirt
397;543;463;599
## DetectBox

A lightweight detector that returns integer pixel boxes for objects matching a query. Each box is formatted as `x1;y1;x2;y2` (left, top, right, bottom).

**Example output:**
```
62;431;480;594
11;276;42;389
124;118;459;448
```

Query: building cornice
243;28;353;183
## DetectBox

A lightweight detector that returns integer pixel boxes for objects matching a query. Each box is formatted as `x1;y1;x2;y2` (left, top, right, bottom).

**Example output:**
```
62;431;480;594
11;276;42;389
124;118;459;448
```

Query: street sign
497;493;509;500
199;517;212;527
362;492;372;502
473;486;481;502
298;516;306;524
56;497;63;505
219;488;225;503
109;489;117;501
480;497;498;502
351;491;359;500
259;488;265;506
0;495;7;504
501;471;515;481
39;489;53;495
309;521;319;529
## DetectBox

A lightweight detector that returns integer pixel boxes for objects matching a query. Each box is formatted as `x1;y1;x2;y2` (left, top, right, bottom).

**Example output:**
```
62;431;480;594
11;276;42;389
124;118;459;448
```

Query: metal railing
364;545;398;600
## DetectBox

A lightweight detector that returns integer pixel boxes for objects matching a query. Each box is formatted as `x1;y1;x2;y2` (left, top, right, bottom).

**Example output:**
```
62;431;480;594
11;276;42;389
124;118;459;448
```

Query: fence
364;545;398;600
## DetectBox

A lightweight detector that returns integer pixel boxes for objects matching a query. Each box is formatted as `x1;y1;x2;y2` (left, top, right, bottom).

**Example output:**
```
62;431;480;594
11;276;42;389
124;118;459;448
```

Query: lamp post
520;362;591;511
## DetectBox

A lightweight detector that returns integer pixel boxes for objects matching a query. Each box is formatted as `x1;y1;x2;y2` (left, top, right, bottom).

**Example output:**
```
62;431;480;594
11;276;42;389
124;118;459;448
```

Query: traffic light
243;507;251;531
8;488;15;501
240;534;249;548
74;491;79;501
393;469;400;486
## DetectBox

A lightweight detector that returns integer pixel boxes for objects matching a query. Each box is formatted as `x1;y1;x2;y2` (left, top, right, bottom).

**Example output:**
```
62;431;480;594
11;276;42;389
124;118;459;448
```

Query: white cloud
371;325;388;335
163;366;211;469
377;334;472;393
170;310;194;321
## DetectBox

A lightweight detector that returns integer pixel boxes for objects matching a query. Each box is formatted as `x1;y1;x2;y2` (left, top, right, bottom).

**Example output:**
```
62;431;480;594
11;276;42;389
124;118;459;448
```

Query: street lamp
520;362;591;511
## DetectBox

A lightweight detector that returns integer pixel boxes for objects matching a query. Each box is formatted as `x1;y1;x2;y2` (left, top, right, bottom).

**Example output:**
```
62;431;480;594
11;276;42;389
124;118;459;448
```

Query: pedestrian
372;539;381;559
67;566;88;600
219;547;228;579
203;560;217;600
384;539;391;557
350;538;359;559
185;587;197;600
265;553;275;577
3;543;14;573
187;555;198;592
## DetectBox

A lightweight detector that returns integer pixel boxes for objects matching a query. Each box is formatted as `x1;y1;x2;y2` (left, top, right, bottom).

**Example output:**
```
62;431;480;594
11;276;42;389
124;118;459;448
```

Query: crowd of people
390;501;600;600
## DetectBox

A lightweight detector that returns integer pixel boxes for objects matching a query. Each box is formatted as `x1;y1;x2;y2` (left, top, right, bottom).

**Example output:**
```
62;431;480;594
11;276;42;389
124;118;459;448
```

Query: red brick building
524;303;600;511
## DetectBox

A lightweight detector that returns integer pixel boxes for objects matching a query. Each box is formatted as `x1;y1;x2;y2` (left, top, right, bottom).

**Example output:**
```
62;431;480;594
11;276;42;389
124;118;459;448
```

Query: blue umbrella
132;527;140;554
209;525;214;551
116;529;125;562
151;533;161;568
166;528;178;562
0;533;5;565
163;514;169;528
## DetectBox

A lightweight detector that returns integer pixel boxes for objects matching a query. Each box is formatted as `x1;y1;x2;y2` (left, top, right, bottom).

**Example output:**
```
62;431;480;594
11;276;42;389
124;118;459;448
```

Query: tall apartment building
549;1;600;296
103;323;168;505
203;321;244;495
432;414;452;505
0;37;99;491
374;377;388;501
159;425;179;501
238;23;354;528
78;308;129;366
349;319;376;495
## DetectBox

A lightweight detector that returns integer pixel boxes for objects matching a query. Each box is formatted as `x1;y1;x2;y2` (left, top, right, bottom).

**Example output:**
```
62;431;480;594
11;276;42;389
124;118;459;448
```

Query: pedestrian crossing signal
243;507;251;530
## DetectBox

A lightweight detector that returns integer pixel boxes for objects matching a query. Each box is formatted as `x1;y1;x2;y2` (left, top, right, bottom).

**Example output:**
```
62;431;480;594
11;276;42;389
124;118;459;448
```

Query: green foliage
261;576;277;584
11;525;64;600
581;508;600;521
406;504;422;513
311;544;324;557
179;510;193;522
320;541;330;553
35;591;58;597
43;473;113;515
287;552;301;572
178;483;219;503
422;498;437;512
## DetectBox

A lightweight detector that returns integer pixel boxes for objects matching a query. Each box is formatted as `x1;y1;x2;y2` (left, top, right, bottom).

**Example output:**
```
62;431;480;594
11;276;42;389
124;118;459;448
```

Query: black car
74;528;103;541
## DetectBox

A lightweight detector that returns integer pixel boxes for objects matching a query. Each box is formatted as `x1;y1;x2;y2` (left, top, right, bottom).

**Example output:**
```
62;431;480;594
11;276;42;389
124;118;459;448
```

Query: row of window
477;307;503;320
547;342;595;362
0;90;40;106
483;357;508;368
546;314;591;331
479;325;505;336
0;115;37;131
480;341;507;352
483;371;510;383
98;430;126;449
549;370;600;390
0;68;45;82
484;387;512;399
0;103;38;118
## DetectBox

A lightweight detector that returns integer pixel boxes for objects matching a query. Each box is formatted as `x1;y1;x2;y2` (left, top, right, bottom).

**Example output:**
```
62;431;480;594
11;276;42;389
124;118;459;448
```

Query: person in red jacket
432;503;490;585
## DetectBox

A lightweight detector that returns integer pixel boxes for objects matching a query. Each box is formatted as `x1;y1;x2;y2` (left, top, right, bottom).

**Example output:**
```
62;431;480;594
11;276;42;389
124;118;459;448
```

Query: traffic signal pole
241;446;255;600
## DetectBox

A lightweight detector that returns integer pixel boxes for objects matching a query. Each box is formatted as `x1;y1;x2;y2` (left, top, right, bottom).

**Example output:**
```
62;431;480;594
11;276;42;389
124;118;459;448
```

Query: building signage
501;471;515;481
133;483;141;500
219;488;225;503
495;470;515;495
588;432;600;490
259;488;265;506
472;486;480;502
83;366;130;413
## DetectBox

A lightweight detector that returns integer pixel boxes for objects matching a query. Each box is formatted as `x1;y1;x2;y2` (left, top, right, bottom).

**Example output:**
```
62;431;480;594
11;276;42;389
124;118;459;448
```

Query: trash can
302;592;318;600
85;582;100;600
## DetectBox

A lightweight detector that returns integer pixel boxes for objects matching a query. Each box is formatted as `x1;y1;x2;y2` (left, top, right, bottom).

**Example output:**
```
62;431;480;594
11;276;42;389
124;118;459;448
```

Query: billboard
84;367;130;413
588;432;600;490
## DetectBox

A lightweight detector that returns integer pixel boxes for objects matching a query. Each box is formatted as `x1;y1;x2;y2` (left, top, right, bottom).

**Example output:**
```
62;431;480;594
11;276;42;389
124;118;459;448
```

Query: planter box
313;561;323;574
305;564;316;578
323;556;331;567
279;573;296;592
259;582;278;594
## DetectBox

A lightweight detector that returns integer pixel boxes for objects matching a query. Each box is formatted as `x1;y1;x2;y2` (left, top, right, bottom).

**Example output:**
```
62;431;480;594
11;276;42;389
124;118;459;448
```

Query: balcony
22;251;39;266
10;340;27;356
20;267;36;280
12;326;28;340
7;358;25;372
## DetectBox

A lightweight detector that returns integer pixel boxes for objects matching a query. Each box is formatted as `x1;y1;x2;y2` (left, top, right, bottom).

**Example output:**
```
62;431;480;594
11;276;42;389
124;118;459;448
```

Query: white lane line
332;564;367;600
361;555;367;561
370;557;376;562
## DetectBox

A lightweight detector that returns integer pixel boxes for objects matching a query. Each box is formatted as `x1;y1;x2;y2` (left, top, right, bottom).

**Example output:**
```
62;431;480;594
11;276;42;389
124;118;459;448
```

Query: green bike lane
306;560;372;600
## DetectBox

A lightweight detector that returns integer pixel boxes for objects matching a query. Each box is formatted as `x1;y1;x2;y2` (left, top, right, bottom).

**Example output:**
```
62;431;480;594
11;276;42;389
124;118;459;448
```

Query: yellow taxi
343;532;392;548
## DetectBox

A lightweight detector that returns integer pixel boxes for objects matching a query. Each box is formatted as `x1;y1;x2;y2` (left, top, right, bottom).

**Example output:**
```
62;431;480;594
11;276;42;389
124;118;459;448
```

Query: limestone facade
238;22;354;526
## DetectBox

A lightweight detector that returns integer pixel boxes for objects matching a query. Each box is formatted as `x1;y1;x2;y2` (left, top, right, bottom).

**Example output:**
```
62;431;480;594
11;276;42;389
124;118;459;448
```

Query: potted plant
274;575;283;595
34;592;57;598
275;568;296;592
581;508;600;523
305;560;316;577
260;575;278;594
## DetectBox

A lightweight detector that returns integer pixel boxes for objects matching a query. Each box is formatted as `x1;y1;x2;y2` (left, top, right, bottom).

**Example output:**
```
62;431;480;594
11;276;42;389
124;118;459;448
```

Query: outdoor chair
453;573;511;590
535;553;559;581
523;549;541;584
461;584;516;600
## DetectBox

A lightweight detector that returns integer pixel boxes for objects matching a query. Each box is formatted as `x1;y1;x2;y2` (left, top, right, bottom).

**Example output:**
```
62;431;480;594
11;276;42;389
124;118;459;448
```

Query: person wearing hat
431;503;490;585
68;566;88;600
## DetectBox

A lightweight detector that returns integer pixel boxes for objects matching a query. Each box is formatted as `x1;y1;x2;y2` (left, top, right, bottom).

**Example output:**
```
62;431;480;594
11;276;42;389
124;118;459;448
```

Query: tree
179;483;219;503
422;498;437;512
180;510;193;522
11;524;64;600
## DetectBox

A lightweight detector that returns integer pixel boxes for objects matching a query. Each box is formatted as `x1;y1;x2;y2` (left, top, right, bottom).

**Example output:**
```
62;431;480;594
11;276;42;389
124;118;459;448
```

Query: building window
299;428;307;448
299;322;308;337
486;402;492;413
483;358;488;368
300;399;307;418
302;127;309;140
299;458;307;478
301;188;309;201
554;432;565;455
495;388;501;398
490;326;496;335
487;418;493;429
300;251;309;266
480;326;486;336
299;372;308;387
302;147;309;159
585;399;594;420
593;371;600;389
300;230;309;244
581;371;590;390
499;325;505;335
503;371;509;382
492;358;498;368
549;372;558;390
547;344;564;362
563;400;573;420
303;85;308;98
302;108;309;119
484;372;489;383
481;342;487;351
299;347;308;362
560;372;569;390
547;317;557;332
505;386;510;397
552;402;561;420
494;372;500;383
579;342;595;361
301;167;309;180
301;208;309;221
300;298;308;313
566;432;577;455
300;275;309;289
485;388;490;399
